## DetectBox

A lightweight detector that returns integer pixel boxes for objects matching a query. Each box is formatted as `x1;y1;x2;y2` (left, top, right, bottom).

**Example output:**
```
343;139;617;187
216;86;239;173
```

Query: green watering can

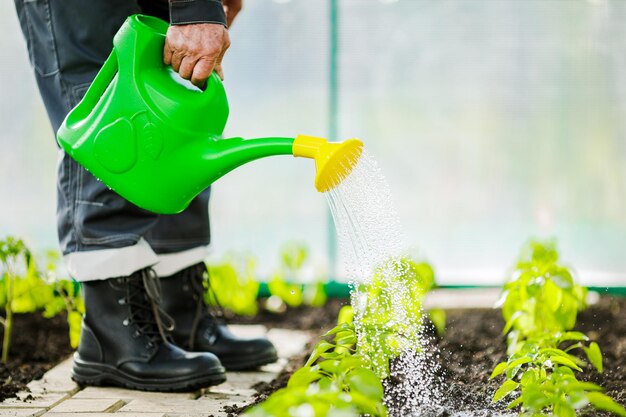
57;14;362;214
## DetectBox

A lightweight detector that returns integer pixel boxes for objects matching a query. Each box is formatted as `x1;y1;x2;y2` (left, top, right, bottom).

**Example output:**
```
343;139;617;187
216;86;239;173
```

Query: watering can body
57;15;362;214
57;15;293;214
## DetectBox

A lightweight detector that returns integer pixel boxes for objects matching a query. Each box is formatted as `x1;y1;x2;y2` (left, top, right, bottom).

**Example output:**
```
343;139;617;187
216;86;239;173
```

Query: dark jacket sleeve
169;0;227;26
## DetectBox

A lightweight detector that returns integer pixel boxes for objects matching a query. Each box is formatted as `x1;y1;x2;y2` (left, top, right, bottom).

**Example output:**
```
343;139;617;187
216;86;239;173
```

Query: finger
178;56;197;80
163;41;173;65
191;56;217;87
170;51;184;72
214;49;228;81
215;63;224;81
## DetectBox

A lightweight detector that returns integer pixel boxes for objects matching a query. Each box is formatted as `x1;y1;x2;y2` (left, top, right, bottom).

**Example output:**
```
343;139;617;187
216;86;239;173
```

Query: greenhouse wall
2;0;625;287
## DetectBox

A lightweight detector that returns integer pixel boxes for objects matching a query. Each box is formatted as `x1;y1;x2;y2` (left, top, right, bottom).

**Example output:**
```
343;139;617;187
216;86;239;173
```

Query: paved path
0;326;312;417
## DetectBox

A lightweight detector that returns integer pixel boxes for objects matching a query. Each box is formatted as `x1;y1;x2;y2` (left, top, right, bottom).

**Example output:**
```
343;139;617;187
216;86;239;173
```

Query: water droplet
324;150;443;415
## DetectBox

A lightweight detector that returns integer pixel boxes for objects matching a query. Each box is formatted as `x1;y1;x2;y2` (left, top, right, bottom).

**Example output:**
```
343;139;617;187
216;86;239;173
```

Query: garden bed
1;296;624;417
0;311;73;401
236;295;625;417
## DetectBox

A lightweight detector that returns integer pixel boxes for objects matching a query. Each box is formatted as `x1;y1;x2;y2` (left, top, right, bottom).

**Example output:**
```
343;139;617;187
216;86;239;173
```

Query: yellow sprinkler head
292;135;363;192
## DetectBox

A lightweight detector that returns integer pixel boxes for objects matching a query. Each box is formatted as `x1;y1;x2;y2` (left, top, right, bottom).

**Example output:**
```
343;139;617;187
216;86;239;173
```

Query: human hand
223;0;242;27
163;23;231;86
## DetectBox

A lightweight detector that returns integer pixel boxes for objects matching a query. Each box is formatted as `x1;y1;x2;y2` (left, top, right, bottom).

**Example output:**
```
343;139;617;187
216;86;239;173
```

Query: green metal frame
326;0;340;279
258;280;626;298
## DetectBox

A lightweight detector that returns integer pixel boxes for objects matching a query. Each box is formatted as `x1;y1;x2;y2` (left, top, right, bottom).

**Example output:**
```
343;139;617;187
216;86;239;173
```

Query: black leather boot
160;263;278;371
72;268;226;391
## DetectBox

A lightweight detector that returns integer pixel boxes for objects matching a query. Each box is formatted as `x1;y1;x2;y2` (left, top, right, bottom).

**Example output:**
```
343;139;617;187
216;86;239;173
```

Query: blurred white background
2;0;625;286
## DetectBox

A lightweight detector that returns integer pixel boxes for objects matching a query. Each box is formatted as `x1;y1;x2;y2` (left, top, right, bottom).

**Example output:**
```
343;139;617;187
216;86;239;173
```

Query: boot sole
219;349;279;371
71;354;226;392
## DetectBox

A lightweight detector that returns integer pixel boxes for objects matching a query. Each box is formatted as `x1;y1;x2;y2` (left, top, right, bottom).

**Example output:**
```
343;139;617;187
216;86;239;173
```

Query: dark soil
0;312;73;402
229;296;626;417
226;298;348;330
427;305;509;416
420;296;626;417
576;296;626;417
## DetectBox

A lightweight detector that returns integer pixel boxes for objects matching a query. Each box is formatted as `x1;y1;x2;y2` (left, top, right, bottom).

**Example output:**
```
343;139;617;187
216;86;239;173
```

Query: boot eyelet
118;298;126;305
133;330;140;338
122;319;129;326
146;342;154;349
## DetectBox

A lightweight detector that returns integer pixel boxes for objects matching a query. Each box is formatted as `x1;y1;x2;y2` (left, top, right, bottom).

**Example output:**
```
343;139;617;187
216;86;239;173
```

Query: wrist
169;0;227;27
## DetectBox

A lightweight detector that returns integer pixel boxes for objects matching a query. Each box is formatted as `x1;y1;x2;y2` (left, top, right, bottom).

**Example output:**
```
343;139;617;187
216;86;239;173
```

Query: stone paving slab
0;410;46;417
48;398;125;413
424;288;502;309
1;326;312;417
72;387;195;401
0;393;68;409
118;395;247;414
26;359;80;395
45;414;165;417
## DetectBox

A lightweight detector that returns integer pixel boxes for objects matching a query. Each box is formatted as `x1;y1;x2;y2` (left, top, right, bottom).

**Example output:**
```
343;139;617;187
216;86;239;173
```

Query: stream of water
324;151;443;416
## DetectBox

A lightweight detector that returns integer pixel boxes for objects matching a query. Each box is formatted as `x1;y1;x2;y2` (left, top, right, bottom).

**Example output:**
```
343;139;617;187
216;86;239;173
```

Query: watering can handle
114;15;221;100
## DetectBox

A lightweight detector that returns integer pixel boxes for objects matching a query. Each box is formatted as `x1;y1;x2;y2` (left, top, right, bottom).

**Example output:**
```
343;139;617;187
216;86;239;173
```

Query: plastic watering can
56;14;362;214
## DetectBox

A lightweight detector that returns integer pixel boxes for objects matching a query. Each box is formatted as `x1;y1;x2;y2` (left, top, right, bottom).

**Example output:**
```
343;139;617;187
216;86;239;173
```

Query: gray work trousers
14;0;211;281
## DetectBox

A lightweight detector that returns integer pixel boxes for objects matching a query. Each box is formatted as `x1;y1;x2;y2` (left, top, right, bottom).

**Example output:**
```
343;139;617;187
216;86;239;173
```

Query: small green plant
0;240;86;353
356;257;444;378
245;306;387;417
45;279;84;349
206;254;260;316
267;242;327;310
0;237;31;363
40;251;84;348
491;240;626;417
500;240;587;356
248;256;440;416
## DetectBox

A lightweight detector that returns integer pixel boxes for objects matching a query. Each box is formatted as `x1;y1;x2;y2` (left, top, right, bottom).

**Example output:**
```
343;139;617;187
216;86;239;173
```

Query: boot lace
115;268;175;348
184;263;224;350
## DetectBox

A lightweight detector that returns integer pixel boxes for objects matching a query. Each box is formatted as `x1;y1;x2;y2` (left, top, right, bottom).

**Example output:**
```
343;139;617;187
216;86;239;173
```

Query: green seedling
500;240;587;356
47;280;84;349
0;237;31;363
268;242;327;310
491;240;626;417
357;257;444;378
206;254;259;316
246;308;387;417
0;242;85;353
40;251;84;349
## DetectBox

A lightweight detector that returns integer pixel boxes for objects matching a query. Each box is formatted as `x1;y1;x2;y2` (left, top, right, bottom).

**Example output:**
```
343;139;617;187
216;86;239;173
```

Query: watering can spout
293;135;363;192
203;134;363;194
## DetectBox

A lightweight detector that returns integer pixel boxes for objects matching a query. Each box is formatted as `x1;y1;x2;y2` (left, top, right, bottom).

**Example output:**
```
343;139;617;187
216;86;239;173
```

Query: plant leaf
346;368;384;400
558;331;589;343
67;311;83;349
584;342;603;373
305;341;335;367
505;356;532;373
490;362;508;380
492;380;519;403
287;366;321;388
428;308;446;336
587;392;626;417
550;355;582;371
506;395;523;409
503;311;523;335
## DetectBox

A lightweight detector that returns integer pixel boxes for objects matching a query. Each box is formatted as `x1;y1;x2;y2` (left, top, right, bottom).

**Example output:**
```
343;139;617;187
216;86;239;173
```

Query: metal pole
327;0;339;280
